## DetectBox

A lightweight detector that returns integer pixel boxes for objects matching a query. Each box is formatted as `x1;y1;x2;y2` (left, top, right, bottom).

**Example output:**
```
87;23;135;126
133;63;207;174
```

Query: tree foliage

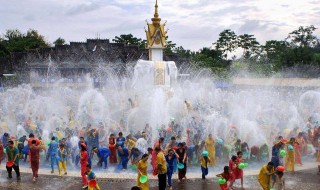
214;29;237;58
0;29;49;57
112;34;146;49
53;37;66;46
286;25;318;48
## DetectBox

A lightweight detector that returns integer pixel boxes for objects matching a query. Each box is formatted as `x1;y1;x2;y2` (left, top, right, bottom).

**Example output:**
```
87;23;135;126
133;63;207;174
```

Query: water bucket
131;164;137;170
277;166;285;172
217;178;226;184
6;161;14;167
139;175;148;184
202;151;208;156
177;163;184;169
88;179;97;187
288;145;294;151
280;149;286;156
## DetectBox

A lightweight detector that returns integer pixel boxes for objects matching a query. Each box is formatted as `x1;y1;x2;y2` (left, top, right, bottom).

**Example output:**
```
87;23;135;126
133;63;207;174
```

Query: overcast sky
0;0;319;51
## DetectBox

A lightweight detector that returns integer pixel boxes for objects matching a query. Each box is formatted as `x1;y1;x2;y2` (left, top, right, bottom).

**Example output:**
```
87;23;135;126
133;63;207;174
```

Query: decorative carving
154;61;165;85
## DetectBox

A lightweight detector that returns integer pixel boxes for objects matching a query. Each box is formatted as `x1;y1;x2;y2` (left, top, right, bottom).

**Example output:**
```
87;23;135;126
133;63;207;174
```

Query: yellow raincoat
137;160;149;190
258;165;274;190
205;138;216;166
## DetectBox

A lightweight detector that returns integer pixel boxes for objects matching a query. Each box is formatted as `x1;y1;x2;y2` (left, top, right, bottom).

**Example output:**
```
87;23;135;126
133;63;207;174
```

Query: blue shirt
97;148;110;159
48;141;58;156
58;148;68;162
116;137;125;147
87;170;96;180
165;154;177;168
118;148;129;159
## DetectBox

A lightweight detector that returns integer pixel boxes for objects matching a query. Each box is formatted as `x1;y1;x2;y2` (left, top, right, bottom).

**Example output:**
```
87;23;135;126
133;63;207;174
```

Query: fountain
0;1;318;185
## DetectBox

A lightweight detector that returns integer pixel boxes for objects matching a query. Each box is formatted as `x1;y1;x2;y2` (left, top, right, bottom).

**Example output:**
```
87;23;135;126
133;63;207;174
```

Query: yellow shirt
201;157;210;168
156;152;167;174
128;139;136;150
258;165;274;187
138;160;148;175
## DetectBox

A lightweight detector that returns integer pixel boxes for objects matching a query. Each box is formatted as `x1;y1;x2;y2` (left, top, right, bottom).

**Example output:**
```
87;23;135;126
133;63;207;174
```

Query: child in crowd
228;155;237;187
200;151;211;179
236;151;244;190
272;166;285;190
86;164;101;190
58;144;68;176
216;166;233;190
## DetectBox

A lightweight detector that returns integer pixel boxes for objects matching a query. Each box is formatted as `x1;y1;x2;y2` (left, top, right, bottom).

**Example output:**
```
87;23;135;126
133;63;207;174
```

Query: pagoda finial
154;0;159;18
152;0;161;25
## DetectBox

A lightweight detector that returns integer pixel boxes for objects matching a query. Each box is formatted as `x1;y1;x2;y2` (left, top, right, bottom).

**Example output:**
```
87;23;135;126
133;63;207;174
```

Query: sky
0;0;319;51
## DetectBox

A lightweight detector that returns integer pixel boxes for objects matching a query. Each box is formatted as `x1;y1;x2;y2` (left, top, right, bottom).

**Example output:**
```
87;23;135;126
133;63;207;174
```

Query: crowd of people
1;116;320;190
0;90;320;190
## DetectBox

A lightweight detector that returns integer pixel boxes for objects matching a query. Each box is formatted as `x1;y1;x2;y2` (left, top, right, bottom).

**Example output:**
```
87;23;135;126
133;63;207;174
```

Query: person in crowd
271;166;285;190
87;128;99;155
5;140;21;181
136;154;149;190
126;134;136;154
165;149;179;189
234;139;241;153
176;142;187;182
240;141;250;160
285;137;299;172
200;151;211;179
295;133;304;166
250;145;260;162
85;164;101;190
92;146;110;169
155;147;167;190
260;144;269;162
151;137;164;171
80;143;89;189
108;134;117;164
216;166;233;190
215;138;223;163
271;140;284;169
0;140;4;165
205;134;216;166
17;135;27;158
258;162;275;190
228;155;237;187
129;147;142;165
47;136;59;173
236;151;244;190
2;132;10;148
58;143;68;176
117;145;129;170
116;132;126;148
29;139;43;181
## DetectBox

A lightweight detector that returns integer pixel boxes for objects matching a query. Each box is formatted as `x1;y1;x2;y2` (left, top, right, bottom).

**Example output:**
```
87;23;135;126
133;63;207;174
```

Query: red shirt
29;145;40;162
80;150;88;165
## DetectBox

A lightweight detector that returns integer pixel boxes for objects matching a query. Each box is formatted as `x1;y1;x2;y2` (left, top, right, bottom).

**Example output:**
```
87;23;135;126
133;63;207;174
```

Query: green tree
164;36;176;54
286;25;318;48
112;34;146;49
238;34;260;59
173;46;192;58
53;37;66;46
214;29;237;59
0;29;49;57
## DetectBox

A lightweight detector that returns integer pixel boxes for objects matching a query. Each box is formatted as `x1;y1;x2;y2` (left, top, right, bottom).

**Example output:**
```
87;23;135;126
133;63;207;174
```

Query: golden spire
151;0;161;25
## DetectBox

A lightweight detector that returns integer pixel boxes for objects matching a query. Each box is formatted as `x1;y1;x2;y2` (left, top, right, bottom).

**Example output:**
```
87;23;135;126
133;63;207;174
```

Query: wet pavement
0;167;319;190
